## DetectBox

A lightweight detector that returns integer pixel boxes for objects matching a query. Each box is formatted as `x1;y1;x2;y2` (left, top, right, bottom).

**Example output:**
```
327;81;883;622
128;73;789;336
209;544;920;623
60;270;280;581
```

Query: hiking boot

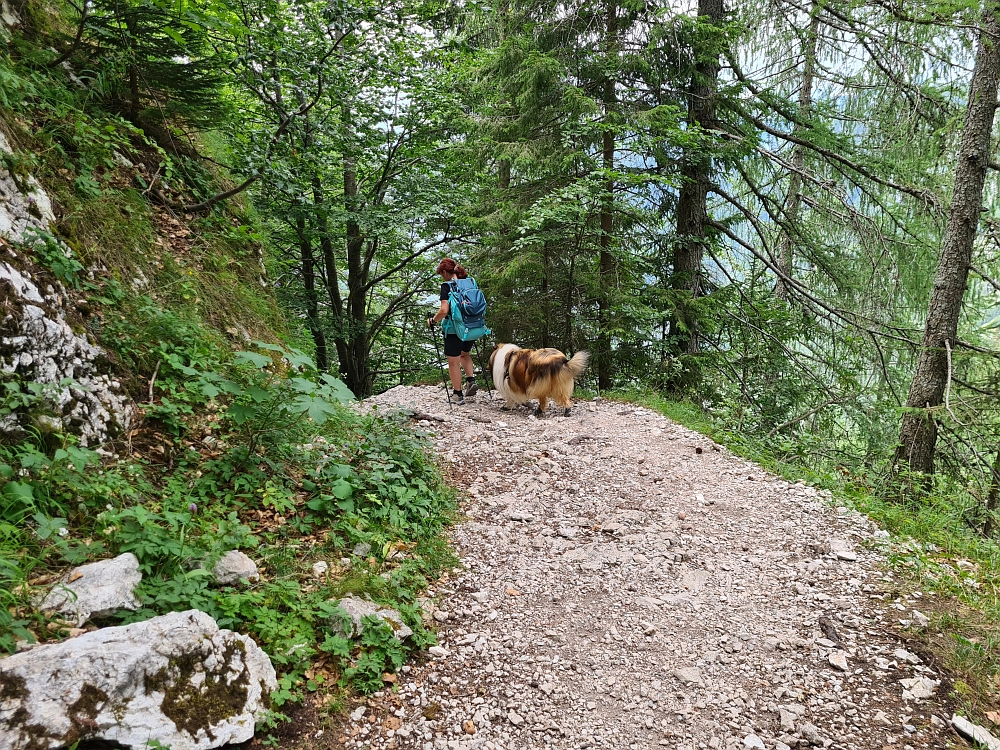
463;379;479;397
452;389;465;405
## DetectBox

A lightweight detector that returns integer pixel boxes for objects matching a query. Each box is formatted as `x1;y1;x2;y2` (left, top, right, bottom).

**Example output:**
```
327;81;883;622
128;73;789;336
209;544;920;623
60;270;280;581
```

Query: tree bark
296;213;328;372
671;0;724;356
342;147;371;397
775;7;819;301
541;242;550;348
896;8;1000;475
597;0;618;391
314;172;349;379
566;253;576;355
124;12;142;123
983;445;1000;537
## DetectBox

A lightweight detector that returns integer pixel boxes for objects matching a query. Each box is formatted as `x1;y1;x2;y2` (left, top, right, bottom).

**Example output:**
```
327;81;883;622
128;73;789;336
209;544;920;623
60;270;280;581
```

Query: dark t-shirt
440;281;454;301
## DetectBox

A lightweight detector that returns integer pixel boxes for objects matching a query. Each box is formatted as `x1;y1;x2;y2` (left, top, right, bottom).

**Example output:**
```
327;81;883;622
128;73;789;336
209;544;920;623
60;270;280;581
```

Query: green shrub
0;344;455;707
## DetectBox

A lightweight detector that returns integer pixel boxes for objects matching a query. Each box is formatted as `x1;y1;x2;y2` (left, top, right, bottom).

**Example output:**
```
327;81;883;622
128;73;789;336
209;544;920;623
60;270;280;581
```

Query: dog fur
489;343;589;416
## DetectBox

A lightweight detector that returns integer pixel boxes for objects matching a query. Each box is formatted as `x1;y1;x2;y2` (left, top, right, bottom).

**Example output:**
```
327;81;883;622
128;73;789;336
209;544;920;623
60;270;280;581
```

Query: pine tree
82;0;228;128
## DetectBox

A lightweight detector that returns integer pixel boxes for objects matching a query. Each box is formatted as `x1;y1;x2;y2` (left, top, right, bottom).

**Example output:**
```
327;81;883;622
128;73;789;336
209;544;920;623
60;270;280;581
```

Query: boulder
951;714;1000;750
213;550;259;585
330;594;412;640
39;553;141;626
0;609;277;750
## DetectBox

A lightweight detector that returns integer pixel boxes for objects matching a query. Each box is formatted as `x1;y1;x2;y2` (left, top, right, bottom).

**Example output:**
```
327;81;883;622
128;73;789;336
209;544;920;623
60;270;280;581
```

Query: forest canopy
6;0;1000;530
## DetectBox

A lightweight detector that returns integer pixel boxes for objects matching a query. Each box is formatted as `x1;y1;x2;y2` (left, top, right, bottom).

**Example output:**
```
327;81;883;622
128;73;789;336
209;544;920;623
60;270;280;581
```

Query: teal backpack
442;278;491;342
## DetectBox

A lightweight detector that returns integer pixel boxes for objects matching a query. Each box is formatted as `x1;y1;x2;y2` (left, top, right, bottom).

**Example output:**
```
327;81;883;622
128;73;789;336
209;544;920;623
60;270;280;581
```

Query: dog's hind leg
535;396;548;416
555;390;572;417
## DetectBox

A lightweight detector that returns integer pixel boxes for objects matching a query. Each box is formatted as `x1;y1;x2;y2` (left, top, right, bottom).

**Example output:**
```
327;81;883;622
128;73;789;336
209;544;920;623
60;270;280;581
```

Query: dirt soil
310;385;969;750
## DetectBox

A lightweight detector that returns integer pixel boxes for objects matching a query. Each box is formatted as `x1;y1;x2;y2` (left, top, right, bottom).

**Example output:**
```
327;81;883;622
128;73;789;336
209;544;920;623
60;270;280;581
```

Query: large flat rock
39;552;141;625
0;609;277;750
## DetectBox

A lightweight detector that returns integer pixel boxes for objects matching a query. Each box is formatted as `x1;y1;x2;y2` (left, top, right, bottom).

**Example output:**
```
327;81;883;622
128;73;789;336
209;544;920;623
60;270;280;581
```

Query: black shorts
444;334;474;358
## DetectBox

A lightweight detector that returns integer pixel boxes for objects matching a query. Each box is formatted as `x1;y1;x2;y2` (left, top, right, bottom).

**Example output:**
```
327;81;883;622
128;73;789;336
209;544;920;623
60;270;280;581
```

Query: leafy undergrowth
0;342;456;732
607;388;1000;724
0;3;463;738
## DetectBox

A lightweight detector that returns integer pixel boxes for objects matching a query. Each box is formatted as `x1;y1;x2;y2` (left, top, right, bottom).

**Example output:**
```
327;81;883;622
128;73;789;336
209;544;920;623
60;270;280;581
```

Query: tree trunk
775;7;819;301
296;213;328;372
124;13;142;123
399;312;407;387
983;445;1000;537
896;8;1000;475
313;173;349;380
672;0;724;356
343;149;371;397
597;0;617;391
566;253;576;355
295;97;347;381
541;242;550;348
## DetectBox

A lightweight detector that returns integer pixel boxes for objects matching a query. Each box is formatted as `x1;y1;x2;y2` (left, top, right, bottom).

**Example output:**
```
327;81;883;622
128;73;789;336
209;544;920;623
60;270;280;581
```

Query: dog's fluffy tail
565;351;589;378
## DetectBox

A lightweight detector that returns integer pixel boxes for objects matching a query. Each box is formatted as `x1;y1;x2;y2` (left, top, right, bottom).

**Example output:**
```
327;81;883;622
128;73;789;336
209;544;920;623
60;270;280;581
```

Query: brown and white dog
489;344;589;416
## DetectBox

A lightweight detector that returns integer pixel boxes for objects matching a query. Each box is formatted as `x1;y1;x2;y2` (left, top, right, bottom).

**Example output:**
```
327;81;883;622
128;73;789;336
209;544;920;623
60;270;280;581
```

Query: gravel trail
347;385;953;750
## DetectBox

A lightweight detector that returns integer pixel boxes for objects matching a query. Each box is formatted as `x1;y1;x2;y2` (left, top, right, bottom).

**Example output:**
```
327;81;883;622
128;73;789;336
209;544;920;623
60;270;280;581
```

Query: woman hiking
428;258;480;405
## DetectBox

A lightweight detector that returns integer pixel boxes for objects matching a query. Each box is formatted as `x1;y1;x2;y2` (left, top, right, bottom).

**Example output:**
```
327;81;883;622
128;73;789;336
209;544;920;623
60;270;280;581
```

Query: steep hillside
0;3;458;745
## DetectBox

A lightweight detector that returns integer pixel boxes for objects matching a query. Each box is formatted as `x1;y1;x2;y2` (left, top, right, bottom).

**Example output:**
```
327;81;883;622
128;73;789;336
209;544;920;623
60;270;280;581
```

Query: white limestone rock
1;0;20;29
38;553;141;626
0;131;132;446
828;650;848;671
213;550;259;585
0;132;54;243
330;594;413;641
951;714;1000;750
672;666;703;686
900;675;938;700
0;609;277;750
829;538;858;561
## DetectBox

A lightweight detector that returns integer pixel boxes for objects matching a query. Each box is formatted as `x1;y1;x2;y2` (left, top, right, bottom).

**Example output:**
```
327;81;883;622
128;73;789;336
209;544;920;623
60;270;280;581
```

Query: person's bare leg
447;357;462;390
459;351;475;378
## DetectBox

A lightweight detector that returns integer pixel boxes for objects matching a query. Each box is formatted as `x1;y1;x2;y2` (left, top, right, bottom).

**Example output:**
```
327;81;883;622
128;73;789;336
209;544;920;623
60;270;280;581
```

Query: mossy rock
0;609;277;749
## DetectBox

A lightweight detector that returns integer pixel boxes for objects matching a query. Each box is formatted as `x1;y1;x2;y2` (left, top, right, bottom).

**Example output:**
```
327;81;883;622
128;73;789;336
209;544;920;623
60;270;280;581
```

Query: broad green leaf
252;341;285;352
4;482;33;501
235;351;272;368
331;479;353;500
228;403;257;424
245;386;270;403
318;374;355;402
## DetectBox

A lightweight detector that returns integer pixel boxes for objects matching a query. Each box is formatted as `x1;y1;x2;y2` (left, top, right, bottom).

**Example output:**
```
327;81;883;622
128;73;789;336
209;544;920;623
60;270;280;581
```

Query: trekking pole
429;322;453;410
474;339;494;401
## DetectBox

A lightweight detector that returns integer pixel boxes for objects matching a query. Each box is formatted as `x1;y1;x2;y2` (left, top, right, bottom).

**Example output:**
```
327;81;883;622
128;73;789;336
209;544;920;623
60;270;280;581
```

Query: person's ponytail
436;258;469;279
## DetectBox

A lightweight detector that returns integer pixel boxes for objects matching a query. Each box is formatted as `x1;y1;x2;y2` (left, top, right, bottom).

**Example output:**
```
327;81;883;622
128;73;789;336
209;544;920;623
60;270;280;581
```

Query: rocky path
350;386;953;750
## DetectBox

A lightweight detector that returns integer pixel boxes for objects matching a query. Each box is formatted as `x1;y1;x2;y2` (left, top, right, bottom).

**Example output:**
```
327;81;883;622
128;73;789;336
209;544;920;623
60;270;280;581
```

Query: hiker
428;258;481;405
